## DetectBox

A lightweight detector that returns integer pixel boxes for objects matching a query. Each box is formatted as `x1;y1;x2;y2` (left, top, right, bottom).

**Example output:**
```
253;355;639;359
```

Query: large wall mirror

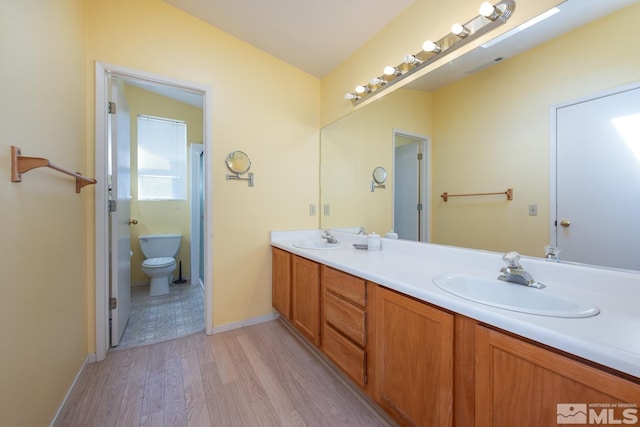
320;0;640;270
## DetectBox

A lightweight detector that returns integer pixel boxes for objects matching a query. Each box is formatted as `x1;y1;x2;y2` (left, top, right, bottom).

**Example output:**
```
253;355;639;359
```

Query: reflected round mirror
225;151;251;174
372;166;387;184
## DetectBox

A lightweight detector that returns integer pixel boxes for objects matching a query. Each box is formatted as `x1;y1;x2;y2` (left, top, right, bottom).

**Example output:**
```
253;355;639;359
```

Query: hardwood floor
55;319;393;427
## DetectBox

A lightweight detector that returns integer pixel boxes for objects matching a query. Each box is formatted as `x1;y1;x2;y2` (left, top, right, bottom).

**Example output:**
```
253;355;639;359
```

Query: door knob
128;219;138;225
560;219;571;228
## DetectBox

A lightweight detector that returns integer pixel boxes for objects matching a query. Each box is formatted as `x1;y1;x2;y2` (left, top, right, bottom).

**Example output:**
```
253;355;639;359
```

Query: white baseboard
210;312;280;335
49;353;94;427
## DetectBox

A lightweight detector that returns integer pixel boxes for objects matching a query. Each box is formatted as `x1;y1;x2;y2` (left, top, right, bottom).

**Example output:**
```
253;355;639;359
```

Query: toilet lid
142;257;175;268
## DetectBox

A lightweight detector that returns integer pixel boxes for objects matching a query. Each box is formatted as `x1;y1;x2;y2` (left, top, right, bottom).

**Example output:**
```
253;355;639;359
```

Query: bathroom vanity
271;230;640;427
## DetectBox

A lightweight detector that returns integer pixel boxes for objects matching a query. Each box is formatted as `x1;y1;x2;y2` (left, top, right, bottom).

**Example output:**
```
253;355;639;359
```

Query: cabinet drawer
322;266;366;307
323;324;367;388
324;291;366;346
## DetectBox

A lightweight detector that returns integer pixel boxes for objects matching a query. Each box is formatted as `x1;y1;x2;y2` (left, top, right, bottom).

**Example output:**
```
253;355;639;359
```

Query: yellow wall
0;1;89;425
321;89;432;234
125;84;203;284
321;0;563;126
87;0;320;334
431;2;640;256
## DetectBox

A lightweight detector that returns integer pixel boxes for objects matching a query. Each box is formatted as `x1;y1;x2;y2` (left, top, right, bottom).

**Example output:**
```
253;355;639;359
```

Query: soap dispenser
367;232;381;250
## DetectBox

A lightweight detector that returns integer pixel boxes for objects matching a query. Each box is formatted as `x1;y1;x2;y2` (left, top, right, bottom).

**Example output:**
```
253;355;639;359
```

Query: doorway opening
393;130;430;242
95;62;213;361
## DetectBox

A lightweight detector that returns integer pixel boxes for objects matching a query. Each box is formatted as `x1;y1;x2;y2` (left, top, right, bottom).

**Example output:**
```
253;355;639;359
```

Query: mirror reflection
225;151;251;174
320;0;640;271
372;167;387;185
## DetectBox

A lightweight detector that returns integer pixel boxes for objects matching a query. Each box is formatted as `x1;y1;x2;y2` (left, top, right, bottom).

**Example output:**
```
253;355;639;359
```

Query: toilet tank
138;234;182;259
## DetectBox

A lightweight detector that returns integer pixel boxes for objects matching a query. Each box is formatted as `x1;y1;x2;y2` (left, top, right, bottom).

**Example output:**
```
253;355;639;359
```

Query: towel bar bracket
10;145;97;193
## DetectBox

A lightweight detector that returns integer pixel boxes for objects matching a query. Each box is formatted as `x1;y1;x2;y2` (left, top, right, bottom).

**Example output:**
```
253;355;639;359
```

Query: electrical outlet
529;204;538;216
309;204;316;216
323;204;331;216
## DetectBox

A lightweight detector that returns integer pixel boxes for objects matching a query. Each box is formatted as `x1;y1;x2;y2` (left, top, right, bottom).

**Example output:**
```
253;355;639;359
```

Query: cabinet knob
560;219;571;228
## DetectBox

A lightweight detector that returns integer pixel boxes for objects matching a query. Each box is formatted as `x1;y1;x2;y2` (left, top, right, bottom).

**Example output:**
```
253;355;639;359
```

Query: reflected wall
320;2;640;258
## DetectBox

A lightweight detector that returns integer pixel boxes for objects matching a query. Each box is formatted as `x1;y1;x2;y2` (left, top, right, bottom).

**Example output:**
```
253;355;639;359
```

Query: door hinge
109;298;117;310
417;153;423;160
108;199;117;213
417;203;423;211
108;101;117;114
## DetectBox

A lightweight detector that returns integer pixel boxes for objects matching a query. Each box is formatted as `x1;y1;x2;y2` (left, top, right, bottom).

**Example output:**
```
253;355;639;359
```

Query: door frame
549;80;640;248
95;62;213;361
392;129;431;242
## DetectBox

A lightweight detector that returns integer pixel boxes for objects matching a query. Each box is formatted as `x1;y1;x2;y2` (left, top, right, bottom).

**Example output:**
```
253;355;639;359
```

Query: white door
109;79;132;346
555;84;640;270
394;142;420;240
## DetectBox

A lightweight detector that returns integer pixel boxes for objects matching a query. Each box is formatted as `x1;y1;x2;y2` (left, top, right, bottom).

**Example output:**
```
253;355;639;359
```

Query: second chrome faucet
498;251;545;289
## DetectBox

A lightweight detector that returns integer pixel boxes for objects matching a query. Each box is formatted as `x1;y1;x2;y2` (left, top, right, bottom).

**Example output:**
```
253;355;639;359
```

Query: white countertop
271;229;640;379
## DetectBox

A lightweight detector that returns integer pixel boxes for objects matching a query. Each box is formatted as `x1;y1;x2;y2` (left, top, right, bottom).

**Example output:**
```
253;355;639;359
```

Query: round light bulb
422;40;442;53
344;93;357;100
479;2;495;17
383;65;399;76
355;85;368;94
370;77;385;86
403;54;421;65
479;2;499;20
451;23;469;37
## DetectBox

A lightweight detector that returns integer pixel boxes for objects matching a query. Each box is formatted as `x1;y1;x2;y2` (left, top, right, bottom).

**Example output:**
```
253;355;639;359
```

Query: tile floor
116;282;204;349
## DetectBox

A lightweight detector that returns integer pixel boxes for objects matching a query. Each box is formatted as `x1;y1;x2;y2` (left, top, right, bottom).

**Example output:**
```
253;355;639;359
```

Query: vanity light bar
344;0;516;105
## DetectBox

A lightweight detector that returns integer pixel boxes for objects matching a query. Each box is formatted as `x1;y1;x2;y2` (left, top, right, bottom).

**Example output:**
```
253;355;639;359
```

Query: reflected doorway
393;130;430;242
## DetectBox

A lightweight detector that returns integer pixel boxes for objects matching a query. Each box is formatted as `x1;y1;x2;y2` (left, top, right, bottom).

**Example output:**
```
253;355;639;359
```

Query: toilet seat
142;257;175;268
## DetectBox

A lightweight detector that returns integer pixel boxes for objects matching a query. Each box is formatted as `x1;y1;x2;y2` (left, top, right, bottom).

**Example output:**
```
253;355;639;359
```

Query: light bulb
383;65;400;76
403;54;422;65
370;77;386;86
422;40;442;53
355;85;370;94
451;23;470;38
344;93;358;101
479;2;499;20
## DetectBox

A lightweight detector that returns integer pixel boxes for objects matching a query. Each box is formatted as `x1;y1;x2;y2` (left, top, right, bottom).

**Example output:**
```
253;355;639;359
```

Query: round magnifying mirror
226;151;251;174
372;166;387;184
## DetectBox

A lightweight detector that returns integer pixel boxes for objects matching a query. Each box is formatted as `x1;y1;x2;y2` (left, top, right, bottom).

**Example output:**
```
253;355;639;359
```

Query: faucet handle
502;251;521;268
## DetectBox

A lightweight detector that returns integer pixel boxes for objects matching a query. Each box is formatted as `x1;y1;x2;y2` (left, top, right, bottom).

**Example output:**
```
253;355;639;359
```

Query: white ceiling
162;0;415;78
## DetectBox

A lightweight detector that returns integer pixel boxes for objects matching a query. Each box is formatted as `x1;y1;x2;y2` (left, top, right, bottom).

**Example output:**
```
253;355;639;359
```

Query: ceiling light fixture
345;0;516;105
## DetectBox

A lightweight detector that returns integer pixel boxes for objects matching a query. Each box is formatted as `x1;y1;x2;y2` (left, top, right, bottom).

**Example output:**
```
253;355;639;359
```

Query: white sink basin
292;240;345;250
433;273;599;318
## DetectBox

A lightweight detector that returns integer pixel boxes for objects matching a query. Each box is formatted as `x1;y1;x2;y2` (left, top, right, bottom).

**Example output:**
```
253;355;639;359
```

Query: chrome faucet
498;252;545;289
321;230;339;244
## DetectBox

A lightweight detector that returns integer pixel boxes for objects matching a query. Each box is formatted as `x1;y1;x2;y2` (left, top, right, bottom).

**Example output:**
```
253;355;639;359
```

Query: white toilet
138;234;182;296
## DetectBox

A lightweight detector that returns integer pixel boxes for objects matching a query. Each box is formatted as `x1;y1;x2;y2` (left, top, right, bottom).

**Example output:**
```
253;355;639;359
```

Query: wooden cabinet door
476;325;640;427
374;286;454;427
271;247;291;320
292;255;321;347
